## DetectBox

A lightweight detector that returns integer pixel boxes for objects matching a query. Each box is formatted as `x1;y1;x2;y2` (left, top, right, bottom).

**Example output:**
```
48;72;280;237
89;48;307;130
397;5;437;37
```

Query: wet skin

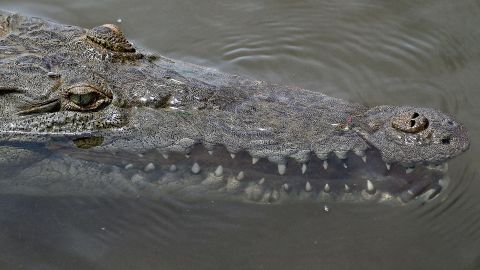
0;11;469;204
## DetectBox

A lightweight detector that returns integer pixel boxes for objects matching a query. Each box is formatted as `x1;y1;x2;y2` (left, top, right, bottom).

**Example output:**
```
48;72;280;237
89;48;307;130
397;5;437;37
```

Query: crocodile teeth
258;178;265;185
343;162;348;169
161;153;169;160
124;163;134;170
282;183;290;191
278;164;286;175
301;164;307;174
366;180;376;194
355;150;366;159
144;162;155;172
230;153;236;159
236;171;245;181
362;156;367;163
441;163;448;172
324;183;331;193
305;181;313;192
406;167;414;174
169;164;177;172
344;184;351;193
323;160;328;170
214;165;223;177
334;150;348;160
208;150;213;155
439;178;449;188
191;162;201;174
418;188;439;202
386;163;391;170
185;154;190;159
252;157;259;165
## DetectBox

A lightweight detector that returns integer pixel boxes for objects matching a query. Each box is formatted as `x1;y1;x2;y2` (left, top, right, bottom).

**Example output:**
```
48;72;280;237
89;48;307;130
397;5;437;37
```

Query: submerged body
0;11;469;204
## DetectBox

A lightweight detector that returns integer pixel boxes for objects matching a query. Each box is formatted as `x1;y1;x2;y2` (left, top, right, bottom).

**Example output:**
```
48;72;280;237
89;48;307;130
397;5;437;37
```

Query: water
0;0;479;269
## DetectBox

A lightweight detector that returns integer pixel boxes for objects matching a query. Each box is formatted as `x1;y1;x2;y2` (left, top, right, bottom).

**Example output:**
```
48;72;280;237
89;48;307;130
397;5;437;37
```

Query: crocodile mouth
57;142;449;204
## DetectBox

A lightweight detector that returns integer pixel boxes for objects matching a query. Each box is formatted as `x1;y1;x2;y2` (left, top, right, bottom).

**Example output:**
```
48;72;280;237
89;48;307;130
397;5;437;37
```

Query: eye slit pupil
80;93;93;105
410;120;416;127
70;93;96;106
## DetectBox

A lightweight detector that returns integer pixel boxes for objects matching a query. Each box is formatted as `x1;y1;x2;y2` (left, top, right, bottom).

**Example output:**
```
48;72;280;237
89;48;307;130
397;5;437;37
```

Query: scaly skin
0;11;470;204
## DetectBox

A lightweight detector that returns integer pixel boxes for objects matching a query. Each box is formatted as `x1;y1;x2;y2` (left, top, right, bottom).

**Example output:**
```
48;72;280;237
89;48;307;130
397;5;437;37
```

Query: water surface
0;1;479;269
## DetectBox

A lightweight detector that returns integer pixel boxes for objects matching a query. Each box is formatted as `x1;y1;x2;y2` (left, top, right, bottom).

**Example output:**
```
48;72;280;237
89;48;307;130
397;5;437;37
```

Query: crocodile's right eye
63;83;112;112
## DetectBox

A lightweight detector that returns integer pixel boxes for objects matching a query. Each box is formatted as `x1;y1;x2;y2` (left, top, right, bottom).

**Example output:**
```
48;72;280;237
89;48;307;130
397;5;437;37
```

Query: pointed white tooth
230;153;236;159
406;167;414;174
271;190;280;202
343;162;348;169
282;183;290;191
323;160;328;170
214;165;223;177
301;164;307;174
185;154;190;159
191;162;201;174
362;156;367;163
355;149;366;158
324;183;331;193
236;171;245;181
386;163;391;170
439;178;449;188
124;163;134;170
442;163;448;173
162;153;169;159
334;150;348;160
305;181;312;192
258;178;265;185
344;184;350;192
137;153;144;158
208;150;213;155
144;162;155;172
252;157;259;164
169;164;177;172
278;164;286;175
367;180;375;194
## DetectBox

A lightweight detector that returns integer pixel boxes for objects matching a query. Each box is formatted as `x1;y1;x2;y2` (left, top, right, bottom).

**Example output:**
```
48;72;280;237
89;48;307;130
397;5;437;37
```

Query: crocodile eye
70;92;96;106
63;83;112;111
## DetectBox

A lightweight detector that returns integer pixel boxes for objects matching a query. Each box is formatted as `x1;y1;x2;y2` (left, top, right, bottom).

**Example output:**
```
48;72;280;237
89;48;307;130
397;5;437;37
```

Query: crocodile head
357;106;469;167
0;11;471;203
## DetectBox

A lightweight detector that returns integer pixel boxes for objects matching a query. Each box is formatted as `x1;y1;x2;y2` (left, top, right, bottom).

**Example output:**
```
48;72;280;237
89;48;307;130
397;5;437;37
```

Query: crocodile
0;10;470;204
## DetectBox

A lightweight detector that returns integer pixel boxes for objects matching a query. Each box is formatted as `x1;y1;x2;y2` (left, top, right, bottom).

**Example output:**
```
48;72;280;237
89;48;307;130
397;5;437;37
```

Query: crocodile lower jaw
50;143;449;204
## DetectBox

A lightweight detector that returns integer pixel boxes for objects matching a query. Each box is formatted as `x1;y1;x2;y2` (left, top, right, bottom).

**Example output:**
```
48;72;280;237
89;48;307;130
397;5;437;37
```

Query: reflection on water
0;0;479;269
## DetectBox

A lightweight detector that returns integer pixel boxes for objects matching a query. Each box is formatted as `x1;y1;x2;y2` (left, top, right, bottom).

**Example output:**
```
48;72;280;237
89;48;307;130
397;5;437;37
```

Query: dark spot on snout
441;136;451;145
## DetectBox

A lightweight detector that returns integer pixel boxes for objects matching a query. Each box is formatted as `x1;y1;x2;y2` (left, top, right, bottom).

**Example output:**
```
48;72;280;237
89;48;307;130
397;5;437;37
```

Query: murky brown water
1;1;479;269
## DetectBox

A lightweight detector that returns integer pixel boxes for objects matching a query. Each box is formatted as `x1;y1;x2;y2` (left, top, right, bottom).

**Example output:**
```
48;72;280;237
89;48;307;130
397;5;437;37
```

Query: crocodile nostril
441;137;451;145
392;111;429;133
